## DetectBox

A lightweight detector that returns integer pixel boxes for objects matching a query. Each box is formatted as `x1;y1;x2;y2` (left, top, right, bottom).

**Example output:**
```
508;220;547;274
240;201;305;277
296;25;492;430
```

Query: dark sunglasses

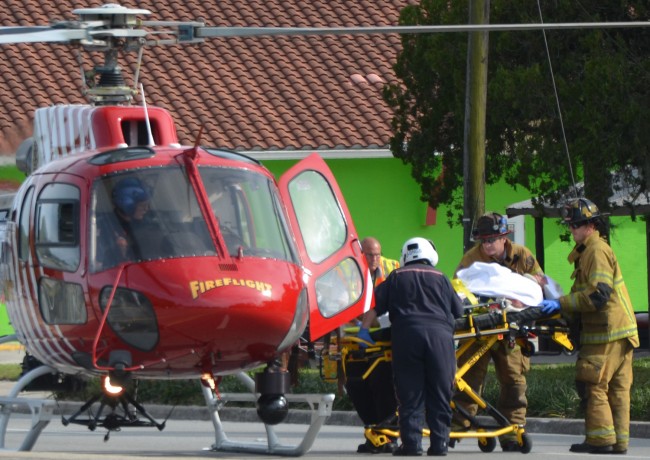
569;221;587;230
481;237;502;244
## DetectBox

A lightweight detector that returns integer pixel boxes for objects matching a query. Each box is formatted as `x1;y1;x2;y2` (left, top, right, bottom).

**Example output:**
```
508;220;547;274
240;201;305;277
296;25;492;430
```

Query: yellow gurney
321;301;573;454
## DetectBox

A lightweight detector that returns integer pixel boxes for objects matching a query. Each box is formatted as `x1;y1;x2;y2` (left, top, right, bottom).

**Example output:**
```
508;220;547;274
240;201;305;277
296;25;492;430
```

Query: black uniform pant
344;328;397;427
392;323;456;451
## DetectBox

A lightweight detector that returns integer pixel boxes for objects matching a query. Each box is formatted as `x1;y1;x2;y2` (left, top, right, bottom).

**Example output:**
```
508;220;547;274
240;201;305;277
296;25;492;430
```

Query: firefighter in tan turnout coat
540;198;638;455
453;212;545;452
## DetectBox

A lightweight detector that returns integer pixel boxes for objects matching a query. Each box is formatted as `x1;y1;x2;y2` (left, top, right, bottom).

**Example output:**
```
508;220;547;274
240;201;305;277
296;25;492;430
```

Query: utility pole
462;0;490;252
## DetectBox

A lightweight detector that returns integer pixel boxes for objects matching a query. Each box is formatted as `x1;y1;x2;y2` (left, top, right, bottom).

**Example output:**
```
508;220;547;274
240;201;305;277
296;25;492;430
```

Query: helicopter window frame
38;277;86;325
287;170;347;264
89;167;217;272
199;166;299;262
203;148;261;166
34;183;81;272
36;200;79;246
18;186;35;262
314;257;363;318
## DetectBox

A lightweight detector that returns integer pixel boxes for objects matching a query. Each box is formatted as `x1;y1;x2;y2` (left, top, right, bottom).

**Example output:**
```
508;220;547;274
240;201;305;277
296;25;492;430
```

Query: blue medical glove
357;327;375;348
539;299;561;315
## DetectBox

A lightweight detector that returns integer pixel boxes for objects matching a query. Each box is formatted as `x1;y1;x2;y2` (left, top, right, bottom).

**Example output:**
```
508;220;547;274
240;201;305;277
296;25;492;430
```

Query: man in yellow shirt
363;237;400;285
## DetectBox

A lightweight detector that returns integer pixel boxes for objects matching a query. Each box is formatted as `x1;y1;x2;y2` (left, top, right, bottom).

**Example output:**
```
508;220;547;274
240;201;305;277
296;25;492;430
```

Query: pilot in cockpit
99;177;160;267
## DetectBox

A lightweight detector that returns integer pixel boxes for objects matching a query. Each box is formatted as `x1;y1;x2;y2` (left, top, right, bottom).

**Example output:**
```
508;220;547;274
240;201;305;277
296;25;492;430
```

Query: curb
0;342;23;352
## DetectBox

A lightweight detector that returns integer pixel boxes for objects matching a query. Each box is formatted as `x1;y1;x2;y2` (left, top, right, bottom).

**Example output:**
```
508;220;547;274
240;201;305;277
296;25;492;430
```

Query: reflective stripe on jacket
373;256;400;286
559;231;639;346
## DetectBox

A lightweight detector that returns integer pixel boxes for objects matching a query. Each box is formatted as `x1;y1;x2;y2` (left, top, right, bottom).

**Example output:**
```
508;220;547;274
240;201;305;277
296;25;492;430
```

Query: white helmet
400;237;439;267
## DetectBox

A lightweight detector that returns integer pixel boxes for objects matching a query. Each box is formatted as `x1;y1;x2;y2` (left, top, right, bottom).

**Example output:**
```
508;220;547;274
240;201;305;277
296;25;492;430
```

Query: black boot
427;440;448;456
392;445;423;456
569;442;613;454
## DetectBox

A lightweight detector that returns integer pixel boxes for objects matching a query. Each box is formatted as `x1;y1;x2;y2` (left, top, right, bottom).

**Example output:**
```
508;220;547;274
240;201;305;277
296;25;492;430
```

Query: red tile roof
0;0;415;155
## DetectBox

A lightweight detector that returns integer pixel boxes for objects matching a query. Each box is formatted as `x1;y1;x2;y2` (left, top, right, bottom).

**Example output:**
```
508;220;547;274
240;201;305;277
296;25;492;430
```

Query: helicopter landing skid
0;364;57;451
202;374;335;456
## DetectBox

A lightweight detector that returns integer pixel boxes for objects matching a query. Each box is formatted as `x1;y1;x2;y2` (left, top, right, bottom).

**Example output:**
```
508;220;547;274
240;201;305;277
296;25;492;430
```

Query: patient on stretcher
455;262;545;308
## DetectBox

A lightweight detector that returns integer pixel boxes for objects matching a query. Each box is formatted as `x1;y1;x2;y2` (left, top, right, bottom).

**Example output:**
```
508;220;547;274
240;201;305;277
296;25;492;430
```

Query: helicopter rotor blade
194;21;650;39
0;26;88;44
2;15;649;47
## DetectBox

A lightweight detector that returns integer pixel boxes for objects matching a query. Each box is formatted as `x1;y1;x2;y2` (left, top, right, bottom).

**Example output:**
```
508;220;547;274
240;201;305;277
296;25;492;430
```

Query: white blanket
456;262;543;306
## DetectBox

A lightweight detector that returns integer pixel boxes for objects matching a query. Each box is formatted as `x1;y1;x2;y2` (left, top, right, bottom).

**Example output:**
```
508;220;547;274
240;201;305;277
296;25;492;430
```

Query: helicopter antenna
536;1;578;198
140;84;155;146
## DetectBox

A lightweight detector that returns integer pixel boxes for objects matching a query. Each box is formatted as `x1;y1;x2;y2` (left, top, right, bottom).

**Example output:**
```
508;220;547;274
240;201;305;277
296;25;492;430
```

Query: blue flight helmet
112;178;150;217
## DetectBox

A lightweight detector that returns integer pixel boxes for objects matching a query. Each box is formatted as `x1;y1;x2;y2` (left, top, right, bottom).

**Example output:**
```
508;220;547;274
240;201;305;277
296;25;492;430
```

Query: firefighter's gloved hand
357;327;375;348
539;299;560;315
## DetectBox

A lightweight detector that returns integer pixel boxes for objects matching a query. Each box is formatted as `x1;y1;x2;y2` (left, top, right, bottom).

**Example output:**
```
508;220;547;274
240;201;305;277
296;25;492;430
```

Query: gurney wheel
561;347;576;356
478;436;496;453
520;433;533;454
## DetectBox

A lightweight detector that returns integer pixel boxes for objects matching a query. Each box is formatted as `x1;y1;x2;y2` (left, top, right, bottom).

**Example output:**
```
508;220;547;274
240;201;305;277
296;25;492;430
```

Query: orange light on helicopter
102;375;125;396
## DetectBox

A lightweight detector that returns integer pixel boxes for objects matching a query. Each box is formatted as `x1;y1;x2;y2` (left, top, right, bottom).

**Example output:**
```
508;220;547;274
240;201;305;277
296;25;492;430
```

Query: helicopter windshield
199;166;297;262
90;165;297;272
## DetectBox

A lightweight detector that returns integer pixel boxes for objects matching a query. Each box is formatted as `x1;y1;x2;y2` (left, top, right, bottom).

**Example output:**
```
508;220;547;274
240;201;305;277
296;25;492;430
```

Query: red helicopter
0;3;648;455
0;4;374;453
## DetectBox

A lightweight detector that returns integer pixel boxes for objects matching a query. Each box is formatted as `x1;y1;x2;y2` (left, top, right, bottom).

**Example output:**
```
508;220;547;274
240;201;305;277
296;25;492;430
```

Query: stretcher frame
321;302;573;454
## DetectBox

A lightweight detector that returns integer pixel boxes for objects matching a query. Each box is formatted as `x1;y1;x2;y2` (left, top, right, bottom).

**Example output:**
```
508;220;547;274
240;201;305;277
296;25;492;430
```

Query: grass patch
0;165;24;188
0;364;21;380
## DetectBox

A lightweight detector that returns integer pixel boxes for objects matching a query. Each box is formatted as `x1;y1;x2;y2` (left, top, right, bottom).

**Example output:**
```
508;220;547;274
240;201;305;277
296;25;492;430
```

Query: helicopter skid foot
201;384;335;456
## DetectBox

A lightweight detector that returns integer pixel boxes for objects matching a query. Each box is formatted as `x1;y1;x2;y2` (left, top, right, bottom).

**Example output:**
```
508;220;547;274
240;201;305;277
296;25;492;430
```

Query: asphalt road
0;416;650;460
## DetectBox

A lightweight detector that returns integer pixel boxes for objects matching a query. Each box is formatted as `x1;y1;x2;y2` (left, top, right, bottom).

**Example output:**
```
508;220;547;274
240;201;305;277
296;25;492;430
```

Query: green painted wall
264;157;648;313
0;159;646;336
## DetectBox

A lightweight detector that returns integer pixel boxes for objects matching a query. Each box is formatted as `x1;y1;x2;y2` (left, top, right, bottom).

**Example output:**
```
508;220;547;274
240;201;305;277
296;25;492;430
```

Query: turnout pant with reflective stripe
576;339;634;450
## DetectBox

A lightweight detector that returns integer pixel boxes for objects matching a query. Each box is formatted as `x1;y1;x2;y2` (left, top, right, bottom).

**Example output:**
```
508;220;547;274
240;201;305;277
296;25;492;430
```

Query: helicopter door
278;153;372;340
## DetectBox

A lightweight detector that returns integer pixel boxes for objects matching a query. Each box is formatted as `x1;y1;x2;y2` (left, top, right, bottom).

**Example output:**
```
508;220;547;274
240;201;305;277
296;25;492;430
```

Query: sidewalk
0;341;24;362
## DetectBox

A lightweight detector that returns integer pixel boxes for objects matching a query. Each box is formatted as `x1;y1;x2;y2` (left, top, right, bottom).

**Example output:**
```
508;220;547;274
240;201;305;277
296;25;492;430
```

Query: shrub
22;356;650;421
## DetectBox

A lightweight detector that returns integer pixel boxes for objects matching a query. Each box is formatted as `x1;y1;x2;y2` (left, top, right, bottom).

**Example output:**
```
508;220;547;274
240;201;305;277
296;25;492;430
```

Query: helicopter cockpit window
35;183;80;272
90;167;216;272
199;166;298;262
287;170;347;264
